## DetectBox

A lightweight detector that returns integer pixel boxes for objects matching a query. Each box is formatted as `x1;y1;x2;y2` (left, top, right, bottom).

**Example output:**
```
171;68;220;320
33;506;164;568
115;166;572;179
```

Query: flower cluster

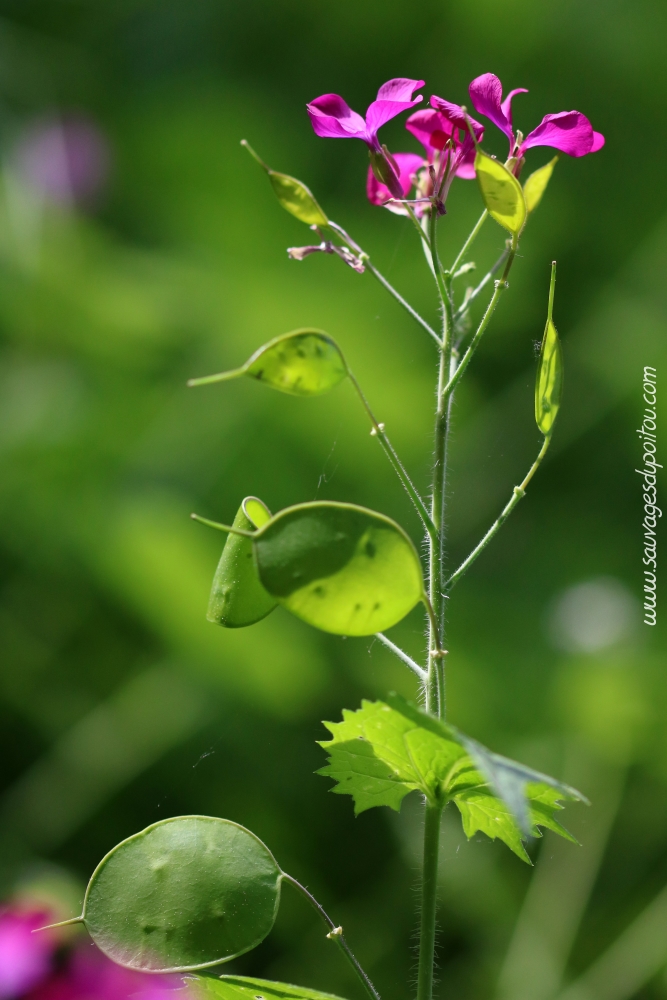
306;72;604;213
0;904;182;1000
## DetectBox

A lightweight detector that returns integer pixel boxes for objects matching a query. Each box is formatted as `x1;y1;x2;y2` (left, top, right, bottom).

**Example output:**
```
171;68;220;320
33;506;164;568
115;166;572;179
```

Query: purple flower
30;946;183;1000
0;909;55;998
307;79;424;152
307;79;424;198
468;73;604;161
366;152;425;212
407;104;484;180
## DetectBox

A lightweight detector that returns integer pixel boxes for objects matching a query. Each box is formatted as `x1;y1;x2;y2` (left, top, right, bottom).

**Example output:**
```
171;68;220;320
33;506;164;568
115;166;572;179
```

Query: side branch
445;434;552;591
449;209;488;276
363;259;442;347
375;632;428;682
346;369;438;542
441;237;517;403
282;873;382;1000
453;248;508;325
327;220;441;347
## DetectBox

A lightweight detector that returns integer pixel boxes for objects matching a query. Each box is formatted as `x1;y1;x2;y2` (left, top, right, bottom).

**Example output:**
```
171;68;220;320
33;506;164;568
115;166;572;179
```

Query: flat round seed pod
243;330;347;395
207;496;276;628
82;816;282;972
475;151;526;236
253;501;424;636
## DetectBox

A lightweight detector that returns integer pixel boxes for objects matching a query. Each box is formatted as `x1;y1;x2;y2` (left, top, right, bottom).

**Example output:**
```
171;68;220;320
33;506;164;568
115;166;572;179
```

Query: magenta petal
365;96;423;136
591;131;605;152
468;73;512;138
307;94;368;139
455;159;477;180
0;911;54;999
500;88;528;128
522;110;595;157
406;109;454;153
429;96;484;140
366;152;425;205
376;78;425;102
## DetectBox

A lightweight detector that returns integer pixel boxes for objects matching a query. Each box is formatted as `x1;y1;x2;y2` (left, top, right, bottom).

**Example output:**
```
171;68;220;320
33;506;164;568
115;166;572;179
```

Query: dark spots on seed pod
313;585;326;597
365;540;376;558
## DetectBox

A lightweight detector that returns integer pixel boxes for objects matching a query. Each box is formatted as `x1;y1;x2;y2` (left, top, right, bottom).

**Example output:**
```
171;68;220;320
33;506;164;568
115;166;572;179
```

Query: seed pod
207;496;276;628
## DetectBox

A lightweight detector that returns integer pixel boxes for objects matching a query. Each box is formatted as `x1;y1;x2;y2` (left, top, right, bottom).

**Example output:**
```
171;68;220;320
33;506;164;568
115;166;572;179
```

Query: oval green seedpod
189;974;347;1000
80;816;282;972
189;330;348;397
523;156;559;214
253;501;424;636
242;140;328;227
208;496;276;628
535;263;563;435
475;151;526;236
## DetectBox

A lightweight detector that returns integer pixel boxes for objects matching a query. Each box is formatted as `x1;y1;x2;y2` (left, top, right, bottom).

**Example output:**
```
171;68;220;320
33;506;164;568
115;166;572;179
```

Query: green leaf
318;696;584;862
254;502;424;636
242;141;328;226
523;156;558;213
81;816;282;972
535;265;563;435
188;330;348;397
190;976;347;1000
189;974;348;1000
207;496;276;628
475;151;526;236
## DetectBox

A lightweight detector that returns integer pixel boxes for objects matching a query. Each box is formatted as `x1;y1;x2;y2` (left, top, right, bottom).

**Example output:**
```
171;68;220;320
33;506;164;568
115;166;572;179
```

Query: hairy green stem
449;209;488;275
417;804;444;1000
417;206;453;1000
445;434;551;591
442;236;517;404
282;873;382;1000
346;370;437;541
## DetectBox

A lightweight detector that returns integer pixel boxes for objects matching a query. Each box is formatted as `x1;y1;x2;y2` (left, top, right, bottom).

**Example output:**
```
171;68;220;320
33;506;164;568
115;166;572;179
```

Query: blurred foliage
0;2;665;999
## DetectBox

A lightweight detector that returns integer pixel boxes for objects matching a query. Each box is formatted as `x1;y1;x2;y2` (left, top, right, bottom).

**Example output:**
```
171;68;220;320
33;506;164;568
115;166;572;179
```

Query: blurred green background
0;1;665;998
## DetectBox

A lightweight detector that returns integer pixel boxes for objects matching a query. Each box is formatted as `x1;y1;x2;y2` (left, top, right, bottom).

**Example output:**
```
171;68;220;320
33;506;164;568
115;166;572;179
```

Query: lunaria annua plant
41;71;604;1000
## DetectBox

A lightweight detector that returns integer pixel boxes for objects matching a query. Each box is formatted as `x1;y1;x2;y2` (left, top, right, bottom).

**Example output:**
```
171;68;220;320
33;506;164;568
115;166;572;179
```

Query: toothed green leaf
318;696;584;862
189;974;348;1000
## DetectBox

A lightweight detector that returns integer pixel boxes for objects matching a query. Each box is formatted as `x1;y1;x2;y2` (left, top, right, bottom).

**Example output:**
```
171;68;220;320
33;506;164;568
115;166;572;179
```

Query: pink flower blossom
307;79;424;198
366;152;425;211
0;910;55;998
408;103;484;180
29;947;183;1000
468;73;604;161
307;79;424;152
